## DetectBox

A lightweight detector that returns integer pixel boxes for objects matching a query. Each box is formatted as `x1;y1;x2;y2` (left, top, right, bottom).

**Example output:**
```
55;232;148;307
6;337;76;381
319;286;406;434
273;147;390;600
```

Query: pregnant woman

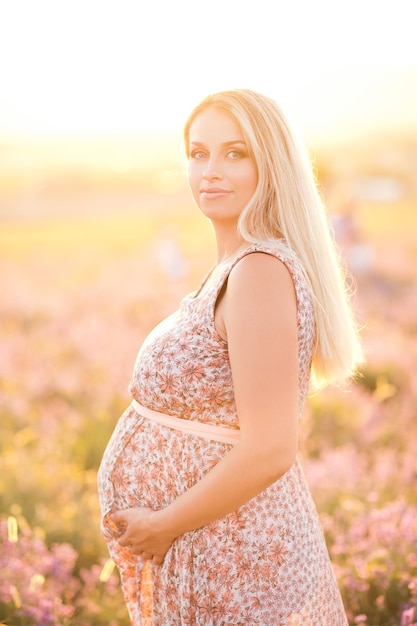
98;88;362;625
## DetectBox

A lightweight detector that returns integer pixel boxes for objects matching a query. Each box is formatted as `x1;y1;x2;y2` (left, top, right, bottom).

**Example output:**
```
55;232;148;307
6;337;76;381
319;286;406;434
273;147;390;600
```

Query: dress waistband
131;399;240;446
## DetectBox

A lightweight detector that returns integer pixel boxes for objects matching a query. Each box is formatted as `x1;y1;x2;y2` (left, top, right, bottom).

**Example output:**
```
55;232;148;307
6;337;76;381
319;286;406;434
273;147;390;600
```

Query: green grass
0;209;213;258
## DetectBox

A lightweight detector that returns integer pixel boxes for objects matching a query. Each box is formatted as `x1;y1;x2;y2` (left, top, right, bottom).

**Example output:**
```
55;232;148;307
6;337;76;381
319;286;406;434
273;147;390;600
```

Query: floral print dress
98;242;348;625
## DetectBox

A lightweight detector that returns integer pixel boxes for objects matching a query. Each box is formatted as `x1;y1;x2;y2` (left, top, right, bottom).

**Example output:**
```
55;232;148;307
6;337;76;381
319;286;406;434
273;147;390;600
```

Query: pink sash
132;399;240;446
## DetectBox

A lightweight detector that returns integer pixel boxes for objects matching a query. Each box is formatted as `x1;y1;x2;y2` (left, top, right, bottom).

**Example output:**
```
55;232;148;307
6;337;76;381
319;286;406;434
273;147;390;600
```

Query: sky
0;0;416;142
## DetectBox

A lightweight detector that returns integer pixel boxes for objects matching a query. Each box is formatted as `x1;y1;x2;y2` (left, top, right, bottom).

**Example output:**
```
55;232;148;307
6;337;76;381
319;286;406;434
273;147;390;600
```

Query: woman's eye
227;150;243;159
190;150;207;159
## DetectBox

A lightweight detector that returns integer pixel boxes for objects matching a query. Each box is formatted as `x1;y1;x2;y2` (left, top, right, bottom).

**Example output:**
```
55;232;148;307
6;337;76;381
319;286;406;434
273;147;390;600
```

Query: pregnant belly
99;412;232;540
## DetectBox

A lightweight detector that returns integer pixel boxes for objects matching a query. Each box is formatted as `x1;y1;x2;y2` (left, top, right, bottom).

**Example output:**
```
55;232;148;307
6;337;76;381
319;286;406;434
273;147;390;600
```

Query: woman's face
187;107;258;226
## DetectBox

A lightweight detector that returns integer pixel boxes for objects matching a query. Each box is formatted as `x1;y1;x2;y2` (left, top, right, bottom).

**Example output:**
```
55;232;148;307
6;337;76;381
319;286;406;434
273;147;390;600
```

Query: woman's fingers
128;545;164;565
117;525;134;546
110;507;171;564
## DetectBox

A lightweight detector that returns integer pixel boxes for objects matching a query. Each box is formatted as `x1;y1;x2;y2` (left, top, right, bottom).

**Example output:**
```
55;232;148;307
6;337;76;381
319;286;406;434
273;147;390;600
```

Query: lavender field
1;146;417;624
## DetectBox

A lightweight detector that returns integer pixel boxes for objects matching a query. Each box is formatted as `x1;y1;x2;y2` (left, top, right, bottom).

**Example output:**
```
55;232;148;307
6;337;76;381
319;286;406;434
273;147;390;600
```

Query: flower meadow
1;193;416;625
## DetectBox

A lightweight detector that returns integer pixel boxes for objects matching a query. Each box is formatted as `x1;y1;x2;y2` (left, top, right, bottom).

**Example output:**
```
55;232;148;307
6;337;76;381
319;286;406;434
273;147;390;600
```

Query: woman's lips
200;188;232;199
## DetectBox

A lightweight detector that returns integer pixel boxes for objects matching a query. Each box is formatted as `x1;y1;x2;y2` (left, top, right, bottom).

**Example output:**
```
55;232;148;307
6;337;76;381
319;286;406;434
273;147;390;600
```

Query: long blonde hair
184;89;363;387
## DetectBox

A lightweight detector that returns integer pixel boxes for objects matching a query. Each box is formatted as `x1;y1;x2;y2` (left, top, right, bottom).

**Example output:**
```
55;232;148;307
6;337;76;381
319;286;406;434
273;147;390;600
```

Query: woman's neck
212;225;249;265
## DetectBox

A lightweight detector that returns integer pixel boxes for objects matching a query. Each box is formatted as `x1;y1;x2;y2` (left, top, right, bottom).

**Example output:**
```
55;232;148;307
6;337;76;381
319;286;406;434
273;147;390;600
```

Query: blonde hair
184;89;363;388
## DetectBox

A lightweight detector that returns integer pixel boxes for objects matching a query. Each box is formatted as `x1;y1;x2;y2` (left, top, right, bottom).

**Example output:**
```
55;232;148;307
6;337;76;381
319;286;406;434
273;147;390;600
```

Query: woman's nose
202;157;222;180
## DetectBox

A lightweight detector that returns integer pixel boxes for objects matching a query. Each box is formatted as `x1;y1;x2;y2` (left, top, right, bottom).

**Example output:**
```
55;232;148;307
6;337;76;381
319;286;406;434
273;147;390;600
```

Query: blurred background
1;1;417;624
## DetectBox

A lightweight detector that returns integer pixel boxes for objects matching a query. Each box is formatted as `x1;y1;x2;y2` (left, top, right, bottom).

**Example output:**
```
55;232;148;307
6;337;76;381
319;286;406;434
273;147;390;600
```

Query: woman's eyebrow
189;140;247;147
222;140;247;147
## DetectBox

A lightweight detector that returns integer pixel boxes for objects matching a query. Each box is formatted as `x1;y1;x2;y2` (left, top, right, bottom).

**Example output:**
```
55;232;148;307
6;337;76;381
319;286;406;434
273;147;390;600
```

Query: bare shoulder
216;251;297;342
227;251;296;301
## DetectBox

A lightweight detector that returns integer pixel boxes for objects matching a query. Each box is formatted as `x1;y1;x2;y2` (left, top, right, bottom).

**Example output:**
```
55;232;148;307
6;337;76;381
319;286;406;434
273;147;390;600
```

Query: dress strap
131;400;240;446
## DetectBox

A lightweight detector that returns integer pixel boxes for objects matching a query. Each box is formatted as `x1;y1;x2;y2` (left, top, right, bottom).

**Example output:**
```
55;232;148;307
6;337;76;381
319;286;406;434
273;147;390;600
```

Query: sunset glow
1;0;416;141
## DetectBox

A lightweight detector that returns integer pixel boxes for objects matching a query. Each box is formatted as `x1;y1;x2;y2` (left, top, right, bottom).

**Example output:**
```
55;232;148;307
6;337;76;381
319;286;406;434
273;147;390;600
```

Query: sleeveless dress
98;242;348;625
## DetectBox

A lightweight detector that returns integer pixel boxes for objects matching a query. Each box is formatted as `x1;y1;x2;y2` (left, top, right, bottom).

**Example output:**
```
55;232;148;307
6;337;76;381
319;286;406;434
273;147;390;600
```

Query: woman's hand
111;507;176;565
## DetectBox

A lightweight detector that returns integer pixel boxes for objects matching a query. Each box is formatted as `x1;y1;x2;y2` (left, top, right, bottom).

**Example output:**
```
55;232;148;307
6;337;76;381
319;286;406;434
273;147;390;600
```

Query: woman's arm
114;253;299;562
